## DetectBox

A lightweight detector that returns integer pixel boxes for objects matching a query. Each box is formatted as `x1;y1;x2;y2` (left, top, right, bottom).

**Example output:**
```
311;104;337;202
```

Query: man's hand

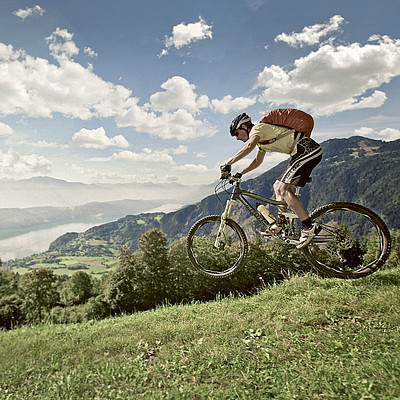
220;164;231;179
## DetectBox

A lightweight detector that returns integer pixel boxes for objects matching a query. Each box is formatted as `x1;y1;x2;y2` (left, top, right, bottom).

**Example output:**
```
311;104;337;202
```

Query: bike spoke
187;215;248;278
305;202;390;278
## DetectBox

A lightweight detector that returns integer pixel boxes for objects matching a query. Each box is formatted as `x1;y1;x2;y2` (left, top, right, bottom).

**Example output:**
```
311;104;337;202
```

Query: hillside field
1;267;399;399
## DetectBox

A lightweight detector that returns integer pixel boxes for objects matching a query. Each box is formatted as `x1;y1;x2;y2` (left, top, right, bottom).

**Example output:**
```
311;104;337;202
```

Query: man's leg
273;180;309;222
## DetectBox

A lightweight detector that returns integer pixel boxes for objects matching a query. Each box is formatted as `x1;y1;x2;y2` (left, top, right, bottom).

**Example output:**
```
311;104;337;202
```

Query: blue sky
1;0;400;186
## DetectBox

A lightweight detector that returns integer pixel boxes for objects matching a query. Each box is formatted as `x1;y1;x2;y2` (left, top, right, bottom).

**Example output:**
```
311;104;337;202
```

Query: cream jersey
249;123;299;156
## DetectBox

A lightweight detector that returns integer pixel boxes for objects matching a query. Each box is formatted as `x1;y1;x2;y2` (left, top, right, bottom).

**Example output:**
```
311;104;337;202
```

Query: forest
1;227;399;329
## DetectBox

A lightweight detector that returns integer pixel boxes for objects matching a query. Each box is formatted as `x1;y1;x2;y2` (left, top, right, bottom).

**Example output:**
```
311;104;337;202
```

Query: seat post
294;177;312;196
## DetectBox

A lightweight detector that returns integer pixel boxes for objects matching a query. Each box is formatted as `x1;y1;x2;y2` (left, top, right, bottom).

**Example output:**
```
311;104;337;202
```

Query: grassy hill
1;267;400;399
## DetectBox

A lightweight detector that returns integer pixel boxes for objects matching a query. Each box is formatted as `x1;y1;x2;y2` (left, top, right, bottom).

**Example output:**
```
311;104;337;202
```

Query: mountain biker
220;112;323;249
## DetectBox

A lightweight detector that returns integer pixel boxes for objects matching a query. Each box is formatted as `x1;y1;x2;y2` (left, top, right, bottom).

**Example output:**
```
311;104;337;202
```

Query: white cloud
111;148;175;165
354;127;374;136
116;77;216;140
0;38;133;120
72;127;129;149
159;16;212;57
46;28;79;61
257;35;400;116
170;163;213;185
0;36;217;141
211;95;257;114
116;106;216;140
355;127;400;141
171;145;188;155
13;5;45;20
84;47;98;58
72;165;144;184
22;140;58;148
0;122;15;137
149;76;209;113
275;15;345;48
0;148;52;176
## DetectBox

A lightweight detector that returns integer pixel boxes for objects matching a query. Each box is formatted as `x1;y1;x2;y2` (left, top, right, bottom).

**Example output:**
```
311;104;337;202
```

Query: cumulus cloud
111;148;175;165
116;78;216;140
275;15;345;48
354;127;400;141
0;37;133;120
159;16;212;57
84;47;98;58
0;122;15;137
45;28;79;61
149;76;209;113
211;95;257;114
0;148;52;176
257;35;400;116
72;127;129;149
13;5;45;20
0;33;216;141
116;105;216;140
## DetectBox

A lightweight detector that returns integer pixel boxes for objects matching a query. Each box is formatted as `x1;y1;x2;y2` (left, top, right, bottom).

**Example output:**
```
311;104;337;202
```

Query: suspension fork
214;198;236;248
214;181;242;248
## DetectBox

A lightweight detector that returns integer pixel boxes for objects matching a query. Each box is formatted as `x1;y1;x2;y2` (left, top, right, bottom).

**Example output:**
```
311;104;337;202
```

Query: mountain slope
0;199;167;239
48;136;400;255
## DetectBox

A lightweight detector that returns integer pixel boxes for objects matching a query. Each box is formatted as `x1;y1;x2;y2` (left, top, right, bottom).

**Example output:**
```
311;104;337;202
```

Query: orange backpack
259;108;314;137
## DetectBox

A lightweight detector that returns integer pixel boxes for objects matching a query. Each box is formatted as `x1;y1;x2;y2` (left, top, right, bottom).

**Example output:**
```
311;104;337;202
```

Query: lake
0;223;96;261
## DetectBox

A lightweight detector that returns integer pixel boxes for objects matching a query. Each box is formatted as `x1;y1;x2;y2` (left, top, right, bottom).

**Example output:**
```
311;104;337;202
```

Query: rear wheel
305;202;391;278
186;215;248;278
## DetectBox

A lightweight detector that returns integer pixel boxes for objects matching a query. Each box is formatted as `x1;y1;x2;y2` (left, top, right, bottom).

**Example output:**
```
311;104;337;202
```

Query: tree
0;270;22;328
0;269;18;298
106;245;138;313
61;271;93;306
19;269;59;323
134;228;171;308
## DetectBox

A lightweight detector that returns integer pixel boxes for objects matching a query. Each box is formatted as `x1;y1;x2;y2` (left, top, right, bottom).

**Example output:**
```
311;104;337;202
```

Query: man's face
233;126;249;142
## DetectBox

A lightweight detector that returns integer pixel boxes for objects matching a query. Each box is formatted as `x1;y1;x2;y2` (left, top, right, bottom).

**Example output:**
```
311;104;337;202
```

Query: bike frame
215;177;301;247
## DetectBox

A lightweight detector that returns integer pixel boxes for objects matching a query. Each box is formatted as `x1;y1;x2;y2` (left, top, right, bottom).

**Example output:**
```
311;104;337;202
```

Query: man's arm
226;135;260;166
239;147;266;176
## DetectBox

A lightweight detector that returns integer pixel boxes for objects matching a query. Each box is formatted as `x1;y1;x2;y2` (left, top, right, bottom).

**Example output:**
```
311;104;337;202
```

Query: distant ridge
0;176;214;208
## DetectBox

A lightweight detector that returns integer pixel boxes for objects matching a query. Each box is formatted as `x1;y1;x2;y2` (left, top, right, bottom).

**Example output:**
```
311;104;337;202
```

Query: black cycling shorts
277;136;322;187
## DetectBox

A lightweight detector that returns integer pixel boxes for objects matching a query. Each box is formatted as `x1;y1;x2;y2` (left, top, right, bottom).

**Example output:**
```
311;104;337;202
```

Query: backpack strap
258;129;299;146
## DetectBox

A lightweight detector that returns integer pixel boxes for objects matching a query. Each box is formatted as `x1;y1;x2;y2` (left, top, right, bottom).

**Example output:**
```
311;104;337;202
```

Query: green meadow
1;267;400;399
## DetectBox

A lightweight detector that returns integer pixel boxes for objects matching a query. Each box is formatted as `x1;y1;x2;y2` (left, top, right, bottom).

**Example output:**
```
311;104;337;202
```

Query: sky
1;0;400;186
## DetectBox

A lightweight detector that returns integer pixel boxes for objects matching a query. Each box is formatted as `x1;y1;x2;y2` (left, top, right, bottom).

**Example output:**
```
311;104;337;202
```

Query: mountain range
48;136;400;256
0;177;214;209
0;178;215;240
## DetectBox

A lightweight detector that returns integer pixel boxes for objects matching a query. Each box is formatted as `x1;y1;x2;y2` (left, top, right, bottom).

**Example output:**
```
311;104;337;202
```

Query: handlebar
221;173;242;184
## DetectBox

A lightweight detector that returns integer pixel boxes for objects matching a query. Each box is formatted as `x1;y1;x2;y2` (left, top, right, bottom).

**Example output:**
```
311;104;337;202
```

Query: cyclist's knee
274;181;293;199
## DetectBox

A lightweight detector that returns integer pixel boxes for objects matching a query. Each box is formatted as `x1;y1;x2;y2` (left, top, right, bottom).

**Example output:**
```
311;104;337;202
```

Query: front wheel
305;202;391;278
186;215;248;278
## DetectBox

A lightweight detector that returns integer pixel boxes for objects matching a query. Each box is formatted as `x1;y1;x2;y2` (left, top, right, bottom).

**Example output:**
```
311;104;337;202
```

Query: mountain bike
186;175;391;279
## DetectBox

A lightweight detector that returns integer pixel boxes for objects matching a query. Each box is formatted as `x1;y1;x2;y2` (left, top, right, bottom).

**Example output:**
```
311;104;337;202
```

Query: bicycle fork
214;199;236;249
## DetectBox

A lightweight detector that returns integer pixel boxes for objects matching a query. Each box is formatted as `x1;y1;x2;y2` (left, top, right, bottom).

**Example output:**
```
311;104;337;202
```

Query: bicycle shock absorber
214;199;236;248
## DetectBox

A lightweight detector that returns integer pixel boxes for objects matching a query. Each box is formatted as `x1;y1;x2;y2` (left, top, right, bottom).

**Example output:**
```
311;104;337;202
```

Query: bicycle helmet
229;113;251;136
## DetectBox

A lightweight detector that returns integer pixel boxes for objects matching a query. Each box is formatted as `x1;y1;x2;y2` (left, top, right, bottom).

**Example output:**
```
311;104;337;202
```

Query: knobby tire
186;215;248;278
305;202;391;278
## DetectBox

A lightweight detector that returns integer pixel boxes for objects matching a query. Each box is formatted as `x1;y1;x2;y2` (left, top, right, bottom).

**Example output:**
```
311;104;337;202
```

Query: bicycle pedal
259;227;281;239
